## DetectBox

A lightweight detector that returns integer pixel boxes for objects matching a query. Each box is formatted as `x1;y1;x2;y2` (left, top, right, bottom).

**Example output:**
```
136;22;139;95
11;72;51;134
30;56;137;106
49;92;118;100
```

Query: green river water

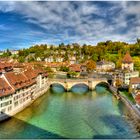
0;85;139;139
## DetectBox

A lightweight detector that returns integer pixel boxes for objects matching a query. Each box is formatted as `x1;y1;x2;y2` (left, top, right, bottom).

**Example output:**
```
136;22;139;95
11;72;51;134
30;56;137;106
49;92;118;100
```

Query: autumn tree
86;60;96;72
116;50;123;68
115;79;122;87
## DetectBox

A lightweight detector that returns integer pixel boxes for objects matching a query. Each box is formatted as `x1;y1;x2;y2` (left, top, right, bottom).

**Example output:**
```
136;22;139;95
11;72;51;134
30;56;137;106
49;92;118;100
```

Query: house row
37;55;78;65
0;66;49;121
96;60;115;72
129;77;140;107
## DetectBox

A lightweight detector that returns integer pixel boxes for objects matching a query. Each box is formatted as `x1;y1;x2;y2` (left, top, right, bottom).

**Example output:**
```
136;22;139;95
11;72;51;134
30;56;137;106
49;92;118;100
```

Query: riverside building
113;52;139;87
96;60;115;72
0;65;49;121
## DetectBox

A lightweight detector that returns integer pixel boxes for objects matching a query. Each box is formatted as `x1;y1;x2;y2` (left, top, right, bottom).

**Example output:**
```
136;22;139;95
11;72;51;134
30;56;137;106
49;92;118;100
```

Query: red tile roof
0;62;13;69
4;70;38;90
0;78;15;97
0;66;48;97
135;94;140;104
130;77;140;84
0;62;13;73
122;52;133;63
24;69;37;80
69;64;81;72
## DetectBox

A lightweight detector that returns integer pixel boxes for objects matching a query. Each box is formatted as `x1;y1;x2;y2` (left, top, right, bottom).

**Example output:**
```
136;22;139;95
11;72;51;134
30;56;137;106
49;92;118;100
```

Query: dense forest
1;39;140;71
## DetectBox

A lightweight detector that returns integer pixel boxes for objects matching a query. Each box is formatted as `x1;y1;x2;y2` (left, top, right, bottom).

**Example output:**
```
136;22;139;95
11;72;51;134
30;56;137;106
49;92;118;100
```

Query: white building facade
0;69;49;121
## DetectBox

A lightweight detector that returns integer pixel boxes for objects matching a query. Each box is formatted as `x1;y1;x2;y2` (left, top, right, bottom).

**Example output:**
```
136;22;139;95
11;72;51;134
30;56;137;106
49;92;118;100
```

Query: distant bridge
49;78;108;91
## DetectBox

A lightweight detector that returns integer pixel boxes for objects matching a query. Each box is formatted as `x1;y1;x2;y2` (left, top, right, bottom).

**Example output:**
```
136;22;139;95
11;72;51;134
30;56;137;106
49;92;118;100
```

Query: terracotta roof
69;64;81;67
0;78;15;97
135;94;140;104
122;52;133;63
130;77;140;84
0;67;48;97
4;71;36;90
0;62;13;69
47;63;61;68
69;64;81;72
24;69;37;80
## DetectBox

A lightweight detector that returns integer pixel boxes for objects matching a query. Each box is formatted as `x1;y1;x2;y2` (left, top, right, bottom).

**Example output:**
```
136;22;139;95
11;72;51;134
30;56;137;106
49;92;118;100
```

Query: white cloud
0;1;139;47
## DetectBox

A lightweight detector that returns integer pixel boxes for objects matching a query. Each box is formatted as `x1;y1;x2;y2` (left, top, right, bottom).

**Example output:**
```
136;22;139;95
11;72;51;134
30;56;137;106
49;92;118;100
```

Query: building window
8;106;12;111
14;101;18;107
0;109;6;114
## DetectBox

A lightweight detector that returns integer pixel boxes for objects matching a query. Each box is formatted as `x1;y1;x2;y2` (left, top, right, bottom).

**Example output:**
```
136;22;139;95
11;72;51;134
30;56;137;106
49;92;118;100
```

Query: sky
0;1;140;50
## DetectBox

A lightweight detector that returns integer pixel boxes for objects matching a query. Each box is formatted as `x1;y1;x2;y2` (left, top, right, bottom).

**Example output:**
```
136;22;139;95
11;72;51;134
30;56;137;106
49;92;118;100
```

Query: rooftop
0;78;15;97
130;77;140;84
96;60;114;65
122;51;133;63
135;94;140;104
69;64;81;72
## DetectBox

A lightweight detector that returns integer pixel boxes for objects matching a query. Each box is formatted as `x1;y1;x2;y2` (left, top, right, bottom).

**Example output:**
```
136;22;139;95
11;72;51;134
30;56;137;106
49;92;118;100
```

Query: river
0;85;139;139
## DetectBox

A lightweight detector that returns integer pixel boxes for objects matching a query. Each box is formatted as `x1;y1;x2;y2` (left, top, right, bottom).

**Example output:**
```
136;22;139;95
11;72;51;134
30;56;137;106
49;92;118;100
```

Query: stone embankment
109;85;140;135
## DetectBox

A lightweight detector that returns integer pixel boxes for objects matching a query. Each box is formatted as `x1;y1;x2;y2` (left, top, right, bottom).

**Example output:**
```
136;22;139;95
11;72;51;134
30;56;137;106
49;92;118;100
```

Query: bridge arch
95;81;110;95
95;81;109;88
50;83;66;93
50;82;66;88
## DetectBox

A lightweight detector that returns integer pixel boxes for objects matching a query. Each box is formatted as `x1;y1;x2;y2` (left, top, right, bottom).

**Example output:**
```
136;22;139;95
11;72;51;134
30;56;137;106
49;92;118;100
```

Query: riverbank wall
0;84;50;122
109;85;140;134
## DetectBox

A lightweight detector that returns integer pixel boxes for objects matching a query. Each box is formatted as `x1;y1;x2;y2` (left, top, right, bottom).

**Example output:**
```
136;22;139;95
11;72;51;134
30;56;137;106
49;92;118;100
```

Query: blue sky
0;1;140;50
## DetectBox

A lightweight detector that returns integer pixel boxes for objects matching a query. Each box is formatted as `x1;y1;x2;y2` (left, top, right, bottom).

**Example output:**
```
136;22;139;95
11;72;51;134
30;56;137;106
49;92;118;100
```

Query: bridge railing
48;77;107;82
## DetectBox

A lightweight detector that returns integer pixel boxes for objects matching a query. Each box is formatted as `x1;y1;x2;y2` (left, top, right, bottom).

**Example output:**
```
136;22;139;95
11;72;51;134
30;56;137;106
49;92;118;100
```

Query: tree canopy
1;39;140;72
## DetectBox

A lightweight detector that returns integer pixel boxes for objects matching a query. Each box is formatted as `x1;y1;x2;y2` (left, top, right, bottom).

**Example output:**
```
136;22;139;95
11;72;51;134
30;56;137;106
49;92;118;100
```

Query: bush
18;56;25;63
59;66;69;72
44;67;53;73
67;71;78;78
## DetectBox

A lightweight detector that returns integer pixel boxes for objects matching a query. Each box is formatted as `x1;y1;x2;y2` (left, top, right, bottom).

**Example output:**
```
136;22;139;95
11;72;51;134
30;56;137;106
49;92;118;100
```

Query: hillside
1;40;140;72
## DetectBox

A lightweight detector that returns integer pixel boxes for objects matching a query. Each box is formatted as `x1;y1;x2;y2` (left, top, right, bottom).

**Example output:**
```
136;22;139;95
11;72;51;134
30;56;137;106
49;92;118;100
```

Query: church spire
122;51;133;64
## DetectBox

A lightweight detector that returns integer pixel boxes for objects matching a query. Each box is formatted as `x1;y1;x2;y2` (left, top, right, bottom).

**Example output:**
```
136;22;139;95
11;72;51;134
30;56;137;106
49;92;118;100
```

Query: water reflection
0;116;65;139
71;84;89;94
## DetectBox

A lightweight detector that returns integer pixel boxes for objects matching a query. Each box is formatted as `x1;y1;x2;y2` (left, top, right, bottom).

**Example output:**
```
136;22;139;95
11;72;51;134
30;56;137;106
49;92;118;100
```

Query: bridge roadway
48;78;108;91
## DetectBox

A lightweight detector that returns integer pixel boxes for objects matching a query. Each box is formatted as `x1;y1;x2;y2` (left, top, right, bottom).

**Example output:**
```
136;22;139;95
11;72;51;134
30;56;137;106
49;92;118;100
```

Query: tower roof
122;52;133;63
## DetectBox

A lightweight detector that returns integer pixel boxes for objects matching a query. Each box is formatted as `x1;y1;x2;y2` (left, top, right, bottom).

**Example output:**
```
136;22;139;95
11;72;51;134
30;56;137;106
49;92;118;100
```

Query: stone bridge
49;78;108;91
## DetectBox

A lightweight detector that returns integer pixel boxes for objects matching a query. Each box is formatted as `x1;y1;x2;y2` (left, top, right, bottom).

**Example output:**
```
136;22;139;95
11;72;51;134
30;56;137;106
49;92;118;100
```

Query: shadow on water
70;84;89;94
0;113;66;139
95;85;111;98
93;115;140;139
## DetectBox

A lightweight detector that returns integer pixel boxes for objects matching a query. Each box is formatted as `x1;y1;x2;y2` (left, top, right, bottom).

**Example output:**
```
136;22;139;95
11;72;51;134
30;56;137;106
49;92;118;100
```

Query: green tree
18;56;25;63
2;49;12;57
44;67;53;73
67;71;79;78
59;66;69;72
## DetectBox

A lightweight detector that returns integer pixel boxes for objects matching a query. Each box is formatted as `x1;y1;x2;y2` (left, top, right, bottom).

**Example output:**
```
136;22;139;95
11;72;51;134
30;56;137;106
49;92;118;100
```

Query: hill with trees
1;39;140;72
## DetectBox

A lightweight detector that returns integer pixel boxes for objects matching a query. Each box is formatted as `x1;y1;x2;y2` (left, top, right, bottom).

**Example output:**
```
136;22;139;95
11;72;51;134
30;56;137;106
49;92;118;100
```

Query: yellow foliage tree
86;60;96;72
115;79;122;87
116;50;123;68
